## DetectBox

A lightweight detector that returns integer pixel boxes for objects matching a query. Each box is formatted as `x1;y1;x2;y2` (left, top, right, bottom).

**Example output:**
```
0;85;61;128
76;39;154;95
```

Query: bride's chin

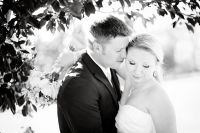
131;76;142;82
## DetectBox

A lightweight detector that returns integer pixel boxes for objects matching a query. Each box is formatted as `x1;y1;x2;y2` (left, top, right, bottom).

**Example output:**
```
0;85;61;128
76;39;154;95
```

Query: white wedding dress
115;105;156;133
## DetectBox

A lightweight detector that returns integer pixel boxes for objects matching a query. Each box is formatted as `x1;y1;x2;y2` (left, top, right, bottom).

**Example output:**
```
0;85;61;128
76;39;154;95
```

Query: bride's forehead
128;47;149;54
127;48;156;59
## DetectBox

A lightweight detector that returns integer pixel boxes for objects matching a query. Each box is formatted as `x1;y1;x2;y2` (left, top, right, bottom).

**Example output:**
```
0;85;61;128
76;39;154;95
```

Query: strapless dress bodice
115;105;156;133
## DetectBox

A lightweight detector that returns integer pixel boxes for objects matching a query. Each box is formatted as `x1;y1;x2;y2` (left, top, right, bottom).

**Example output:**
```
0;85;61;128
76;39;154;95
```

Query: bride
115;34;177;133
53;33;177;133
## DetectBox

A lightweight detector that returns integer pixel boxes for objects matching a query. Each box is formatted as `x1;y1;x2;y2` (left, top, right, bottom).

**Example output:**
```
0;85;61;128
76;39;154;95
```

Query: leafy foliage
0;0;200;116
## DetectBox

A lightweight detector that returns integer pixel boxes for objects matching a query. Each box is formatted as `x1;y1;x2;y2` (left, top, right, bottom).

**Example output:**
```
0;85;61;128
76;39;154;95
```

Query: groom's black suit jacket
57;53;121;133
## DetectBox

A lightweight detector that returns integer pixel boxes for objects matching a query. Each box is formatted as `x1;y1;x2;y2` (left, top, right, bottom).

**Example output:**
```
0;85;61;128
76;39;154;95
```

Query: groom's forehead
109;43;127;52
109;36;129;45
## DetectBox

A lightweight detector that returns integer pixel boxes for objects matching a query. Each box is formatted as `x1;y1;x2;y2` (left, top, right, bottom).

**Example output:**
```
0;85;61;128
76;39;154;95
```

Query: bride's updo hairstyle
126;34;164;82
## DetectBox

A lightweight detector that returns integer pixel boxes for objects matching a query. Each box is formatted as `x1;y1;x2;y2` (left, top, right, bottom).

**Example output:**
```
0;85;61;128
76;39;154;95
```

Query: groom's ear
93;42;103;54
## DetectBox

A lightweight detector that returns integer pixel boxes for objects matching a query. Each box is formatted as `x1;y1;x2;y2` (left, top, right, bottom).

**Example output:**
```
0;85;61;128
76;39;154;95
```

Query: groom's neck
87;49;106;69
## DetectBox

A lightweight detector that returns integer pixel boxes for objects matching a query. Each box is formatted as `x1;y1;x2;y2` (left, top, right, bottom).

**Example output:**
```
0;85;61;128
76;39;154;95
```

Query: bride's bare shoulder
146;82;172;108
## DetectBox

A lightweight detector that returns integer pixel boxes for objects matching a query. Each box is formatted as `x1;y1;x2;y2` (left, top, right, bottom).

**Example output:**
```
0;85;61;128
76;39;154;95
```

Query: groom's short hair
87;13;132;45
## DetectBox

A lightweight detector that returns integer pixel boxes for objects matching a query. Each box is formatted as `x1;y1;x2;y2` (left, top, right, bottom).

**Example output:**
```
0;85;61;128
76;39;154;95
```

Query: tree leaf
22;104;28;116
58;22;65;32
172;21;177;28
195;16;200;25
189;1;198;10
17;95;25;106
20;50;30;54
108;0;112;5
12;40;26;48
157;8;168;16
46;19;56;32
176;12;184;19
39;91;44;97
32;104;37;112
119;0;125;8
2;0;12;15
43;14;53;21
181;0;186;3
36;13;45;19
16;59;23;69
59;11;67;24
0;10;7;25
187;17;196;26
0;84;7;95
27;16;41;29
84;1;96;16
31;47;36;51
65;17;71;28
51;0;61;12
96;0;103;8
0;26;7;44
21;30;28;37
27;29;35;35
51;72;60;81
124;0;131;7
185;23;194;33
173;5;180;12
69;1;83;19
59;0;67;6
40;18;47;27
0;95;4;106
6;89;16;114
169;10;175;19
3;73;12;82
20;74;28;82
2;43;16;56
142;17;148;28
22;0;35;11
18;40;26;45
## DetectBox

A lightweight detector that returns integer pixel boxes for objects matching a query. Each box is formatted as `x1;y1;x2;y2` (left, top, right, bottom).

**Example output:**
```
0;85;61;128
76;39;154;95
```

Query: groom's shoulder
61;59;91;84
57;61;95;100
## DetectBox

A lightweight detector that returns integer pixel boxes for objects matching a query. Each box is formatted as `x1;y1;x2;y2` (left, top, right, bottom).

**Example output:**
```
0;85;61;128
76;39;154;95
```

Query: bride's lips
132;75;141;79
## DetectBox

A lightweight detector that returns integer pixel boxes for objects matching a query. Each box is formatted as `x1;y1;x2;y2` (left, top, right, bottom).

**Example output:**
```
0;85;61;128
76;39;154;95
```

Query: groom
57;13;132;133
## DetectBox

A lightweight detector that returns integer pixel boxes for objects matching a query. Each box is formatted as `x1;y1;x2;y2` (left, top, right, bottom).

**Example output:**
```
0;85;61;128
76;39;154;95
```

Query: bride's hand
119;74;133;106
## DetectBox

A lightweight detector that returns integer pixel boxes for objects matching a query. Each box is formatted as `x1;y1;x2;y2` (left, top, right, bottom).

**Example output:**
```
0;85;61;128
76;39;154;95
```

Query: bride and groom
57;13;177;133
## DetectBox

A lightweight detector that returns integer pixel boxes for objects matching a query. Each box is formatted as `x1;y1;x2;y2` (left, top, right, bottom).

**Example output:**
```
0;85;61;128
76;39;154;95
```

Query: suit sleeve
57;77;103;133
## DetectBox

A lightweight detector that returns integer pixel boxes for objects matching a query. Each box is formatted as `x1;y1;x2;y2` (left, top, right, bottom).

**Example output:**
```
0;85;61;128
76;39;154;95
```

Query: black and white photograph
0;0;200;133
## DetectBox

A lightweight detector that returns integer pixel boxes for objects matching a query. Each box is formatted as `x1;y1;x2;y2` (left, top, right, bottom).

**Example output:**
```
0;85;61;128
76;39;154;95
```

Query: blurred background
1;6;200;133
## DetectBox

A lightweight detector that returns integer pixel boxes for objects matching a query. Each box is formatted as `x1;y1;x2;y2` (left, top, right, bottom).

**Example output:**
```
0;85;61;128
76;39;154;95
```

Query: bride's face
125;47;157;83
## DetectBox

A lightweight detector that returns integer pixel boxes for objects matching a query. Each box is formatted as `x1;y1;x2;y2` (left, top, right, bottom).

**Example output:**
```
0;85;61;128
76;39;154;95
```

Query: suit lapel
110;69;121;101
94;73;118;103
82;53;119;107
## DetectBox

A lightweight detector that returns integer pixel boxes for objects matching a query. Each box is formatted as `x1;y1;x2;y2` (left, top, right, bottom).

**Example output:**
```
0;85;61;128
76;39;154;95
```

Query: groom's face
100;36;129;69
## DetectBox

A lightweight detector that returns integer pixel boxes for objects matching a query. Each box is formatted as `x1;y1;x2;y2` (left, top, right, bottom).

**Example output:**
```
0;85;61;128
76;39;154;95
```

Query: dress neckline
121;104;151;116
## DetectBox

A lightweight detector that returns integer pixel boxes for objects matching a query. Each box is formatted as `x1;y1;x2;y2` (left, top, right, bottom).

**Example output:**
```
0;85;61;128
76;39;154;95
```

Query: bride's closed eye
129;61;135;65
143;65;150;68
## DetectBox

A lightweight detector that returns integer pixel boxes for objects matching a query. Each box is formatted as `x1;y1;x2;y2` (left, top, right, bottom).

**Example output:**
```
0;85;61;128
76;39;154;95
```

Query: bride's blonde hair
126;34;164;82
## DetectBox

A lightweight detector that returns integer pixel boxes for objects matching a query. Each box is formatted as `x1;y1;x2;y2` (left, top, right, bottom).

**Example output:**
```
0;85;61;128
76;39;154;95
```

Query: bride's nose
134;65;143;75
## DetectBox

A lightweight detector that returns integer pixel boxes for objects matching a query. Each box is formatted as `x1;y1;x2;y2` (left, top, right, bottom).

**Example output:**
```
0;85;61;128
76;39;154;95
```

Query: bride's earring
153;71;158;78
